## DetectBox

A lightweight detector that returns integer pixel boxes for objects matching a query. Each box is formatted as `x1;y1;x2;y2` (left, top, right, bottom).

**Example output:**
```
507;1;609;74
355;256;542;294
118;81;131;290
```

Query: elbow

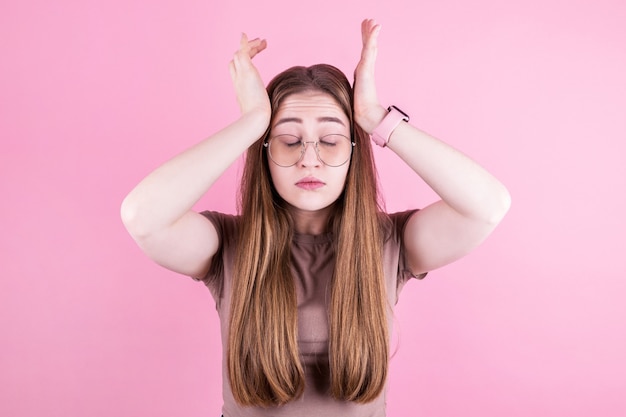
486;186;512;225
120;194;150;240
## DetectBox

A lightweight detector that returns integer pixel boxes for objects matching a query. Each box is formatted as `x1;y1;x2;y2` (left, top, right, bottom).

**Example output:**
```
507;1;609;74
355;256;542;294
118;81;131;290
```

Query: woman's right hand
229;33;271;124
121;34;272;281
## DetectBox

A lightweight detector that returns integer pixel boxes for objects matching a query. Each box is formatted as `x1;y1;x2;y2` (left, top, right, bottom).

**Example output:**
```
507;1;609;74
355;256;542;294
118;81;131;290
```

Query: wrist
356;105;387;134
370;105;410;147
238;109;271;141
240;107;270;129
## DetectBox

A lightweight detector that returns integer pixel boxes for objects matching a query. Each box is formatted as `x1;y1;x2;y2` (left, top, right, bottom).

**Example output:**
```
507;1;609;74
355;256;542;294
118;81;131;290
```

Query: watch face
389;105;410;122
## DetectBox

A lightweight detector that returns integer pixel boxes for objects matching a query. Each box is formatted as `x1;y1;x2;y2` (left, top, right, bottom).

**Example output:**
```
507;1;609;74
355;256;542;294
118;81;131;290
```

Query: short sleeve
388;210;428;299
193;210;239;303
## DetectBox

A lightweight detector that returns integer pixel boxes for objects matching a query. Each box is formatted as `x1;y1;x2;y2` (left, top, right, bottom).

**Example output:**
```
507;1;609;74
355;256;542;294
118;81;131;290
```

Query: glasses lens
316;134;353;167
268;135;303;167
267;134;353;167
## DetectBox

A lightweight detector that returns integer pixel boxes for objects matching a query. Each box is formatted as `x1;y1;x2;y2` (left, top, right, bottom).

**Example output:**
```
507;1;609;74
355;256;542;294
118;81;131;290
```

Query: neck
289;206;333;235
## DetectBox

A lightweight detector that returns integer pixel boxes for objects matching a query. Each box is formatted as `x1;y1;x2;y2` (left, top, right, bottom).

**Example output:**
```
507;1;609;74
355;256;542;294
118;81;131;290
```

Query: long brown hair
228;64;389;406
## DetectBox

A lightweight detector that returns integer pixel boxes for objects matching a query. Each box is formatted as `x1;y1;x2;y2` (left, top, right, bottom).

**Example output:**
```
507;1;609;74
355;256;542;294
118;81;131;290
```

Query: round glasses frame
264;134;356;167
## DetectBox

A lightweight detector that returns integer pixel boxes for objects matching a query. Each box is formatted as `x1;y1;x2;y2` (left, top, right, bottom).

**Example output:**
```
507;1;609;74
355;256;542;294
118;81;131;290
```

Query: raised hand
353;19;387;133
229;33;271;122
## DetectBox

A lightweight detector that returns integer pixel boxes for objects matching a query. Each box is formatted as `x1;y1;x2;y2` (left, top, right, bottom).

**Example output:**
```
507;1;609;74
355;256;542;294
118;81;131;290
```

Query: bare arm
120;34;270;279
387;123;511;275
354;19;511;275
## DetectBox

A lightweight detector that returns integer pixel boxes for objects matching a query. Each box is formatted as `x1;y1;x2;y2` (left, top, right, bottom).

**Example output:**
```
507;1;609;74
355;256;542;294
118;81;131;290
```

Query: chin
284;196;339;213
290;201;334;213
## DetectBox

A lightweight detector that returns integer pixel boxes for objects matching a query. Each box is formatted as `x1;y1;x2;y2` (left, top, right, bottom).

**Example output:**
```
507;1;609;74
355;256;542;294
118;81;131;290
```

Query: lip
295;176;325;190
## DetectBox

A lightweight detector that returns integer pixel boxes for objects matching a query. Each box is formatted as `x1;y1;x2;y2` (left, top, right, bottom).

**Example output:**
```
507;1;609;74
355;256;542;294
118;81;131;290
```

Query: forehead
273;91;349;125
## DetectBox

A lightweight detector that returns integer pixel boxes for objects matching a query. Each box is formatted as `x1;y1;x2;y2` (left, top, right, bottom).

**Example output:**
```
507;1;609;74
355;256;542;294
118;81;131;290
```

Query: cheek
268;163;289;196
324;166;350;200
335;167;350;192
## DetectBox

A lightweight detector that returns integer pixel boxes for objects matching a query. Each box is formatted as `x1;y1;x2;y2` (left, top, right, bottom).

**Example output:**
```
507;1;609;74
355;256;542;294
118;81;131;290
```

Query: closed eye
273;134;302;147
318;134;347;147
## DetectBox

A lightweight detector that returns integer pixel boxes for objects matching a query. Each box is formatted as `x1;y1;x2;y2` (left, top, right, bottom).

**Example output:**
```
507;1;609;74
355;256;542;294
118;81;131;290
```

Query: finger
249;39;267;59
361;19;378;43
240;32;249;50
233;33;249;65
228;59;236;81
362;28;381;63
361;19;367;42
364;21;380;47
238;35;267;59
247;37;262;50
361;19;371;44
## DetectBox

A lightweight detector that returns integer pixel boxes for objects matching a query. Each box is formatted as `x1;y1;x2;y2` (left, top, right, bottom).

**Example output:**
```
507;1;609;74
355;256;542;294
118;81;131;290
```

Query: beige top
195;210;425;417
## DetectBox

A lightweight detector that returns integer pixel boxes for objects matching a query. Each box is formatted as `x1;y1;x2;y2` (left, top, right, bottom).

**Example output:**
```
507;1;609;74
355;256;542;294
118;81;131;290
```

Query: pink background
2;0;625;416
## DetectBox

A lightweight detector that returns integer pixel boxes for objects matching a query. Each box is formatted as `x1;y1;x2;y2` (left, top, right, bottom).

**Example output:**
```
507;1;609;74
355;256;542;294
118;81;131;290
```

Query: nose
299;141;321;167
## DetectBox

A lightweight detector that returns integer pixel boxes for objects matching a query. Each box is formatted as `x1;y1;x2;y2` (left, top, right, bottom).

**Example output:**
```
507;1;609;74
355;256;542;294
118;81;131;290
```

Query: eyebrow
273;116;346;127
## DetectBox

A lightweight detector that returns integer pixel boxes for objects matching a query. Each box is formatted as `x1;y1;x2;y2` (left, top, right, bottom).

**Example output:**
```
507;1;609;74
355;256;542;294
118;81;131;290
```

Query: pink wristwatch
370;105;410;147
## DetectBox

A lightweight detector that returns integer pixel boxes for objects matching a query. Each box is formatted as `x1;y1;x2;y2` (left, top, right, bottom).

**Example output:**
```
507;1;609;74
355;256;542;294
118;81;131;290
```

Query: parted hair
228;64;390;407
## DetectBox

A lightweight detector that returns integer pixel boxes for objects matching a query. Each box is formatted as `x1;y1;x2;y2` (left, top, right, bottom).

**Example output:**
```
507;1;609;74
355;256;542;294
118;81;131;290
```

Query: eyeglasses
264;134;355;167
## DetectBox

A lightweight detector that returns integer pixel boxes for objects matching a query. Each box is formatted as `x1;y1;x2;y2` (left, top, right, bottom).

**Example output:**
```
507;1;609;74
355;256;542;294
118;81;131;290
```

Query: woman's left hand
353;19;387;133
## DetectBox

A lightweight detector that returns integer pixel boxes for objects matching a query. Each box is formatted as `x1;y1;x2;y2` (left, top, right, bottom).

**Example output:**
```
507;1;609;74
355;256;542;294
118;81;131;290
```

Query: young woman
121;19;511;417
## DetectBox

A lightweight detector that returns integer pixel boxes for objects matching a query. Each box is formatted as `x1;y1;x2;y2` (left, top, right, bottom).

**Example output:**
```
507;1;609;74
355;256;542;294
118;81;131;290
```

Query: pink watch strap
371;106;410;147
